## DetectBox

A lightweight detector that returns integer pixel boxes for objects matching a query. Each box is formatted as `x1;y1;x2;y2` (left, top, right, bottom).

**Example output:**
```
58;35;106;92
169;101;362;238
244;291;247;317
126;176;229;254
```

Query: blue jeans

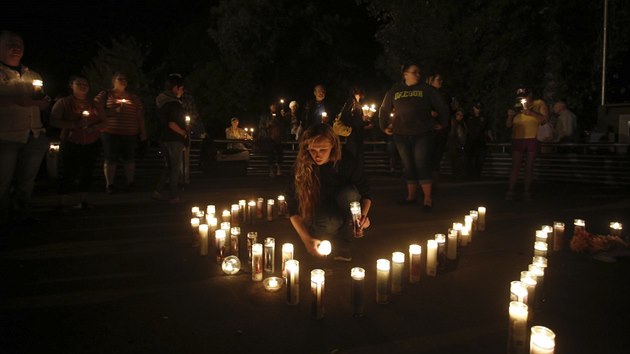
0;134;49;224
155;141;184;198
309;185;361;246
394;133;433;184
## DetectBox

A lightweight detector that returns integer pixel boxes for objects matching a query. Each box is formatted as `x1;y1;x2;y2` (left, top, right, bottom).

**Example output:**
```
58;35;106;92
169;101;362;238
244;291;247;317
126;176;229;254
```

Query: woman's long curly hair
294;124;342;221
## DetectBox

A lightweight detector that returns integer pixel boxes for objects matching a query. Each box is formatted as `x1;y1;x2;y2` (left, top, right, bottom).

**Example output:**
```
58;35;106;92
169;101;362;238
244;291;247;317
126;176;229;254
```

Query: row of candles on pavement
190;201;487;319
506;219;624;354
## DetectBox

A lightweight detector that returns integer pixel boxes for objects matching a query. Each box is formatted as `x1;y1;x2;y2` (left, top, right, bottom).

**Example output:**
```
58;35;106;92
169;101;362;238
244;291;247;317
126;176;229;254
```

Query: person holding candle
0;30;51;228
151;74;188;203
285;123;372;261
302;84;334;129
257;102;286;177
225;117;252;151
50;75;106;209
505;87;549;201
95;72;147;194
378;63;450;209
337;84;375;175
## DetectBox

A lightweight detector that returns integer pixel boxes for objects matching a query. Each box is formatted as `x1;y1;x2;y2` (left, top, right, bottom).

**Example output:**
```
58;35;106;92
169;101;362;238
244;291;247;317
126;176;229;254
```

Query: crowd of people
1;29;581;252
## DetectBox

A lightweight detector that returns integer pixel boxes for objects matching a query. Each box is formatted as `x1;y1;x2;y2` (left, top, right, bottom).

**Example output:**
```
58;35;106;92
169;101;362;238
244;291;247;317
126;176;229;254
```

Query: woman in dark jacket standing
339;85;374;174
378;63;450;209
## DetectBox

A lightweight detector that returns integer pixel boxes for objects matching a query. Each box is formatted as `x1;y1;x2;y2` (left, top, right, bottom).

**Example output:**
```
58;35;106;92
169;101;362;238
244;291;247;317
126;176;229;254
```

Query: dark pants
308;185;361;248
344;133;364;175
267;141;283;165
59;141;100;194
155;141;184;198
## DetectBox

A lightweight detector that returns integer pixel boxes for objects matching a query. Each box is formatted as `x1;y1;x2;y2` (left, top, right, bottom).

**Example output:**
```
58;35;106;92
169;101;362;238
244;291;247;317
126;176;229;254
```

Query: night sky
2;0;214;94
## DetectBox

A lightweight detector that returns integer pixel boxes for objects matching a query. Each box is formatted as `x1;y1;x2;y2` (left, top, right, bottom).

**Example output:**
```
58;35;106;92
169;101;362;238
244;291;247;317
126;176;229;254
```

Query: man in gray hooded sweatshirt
152;74;188;203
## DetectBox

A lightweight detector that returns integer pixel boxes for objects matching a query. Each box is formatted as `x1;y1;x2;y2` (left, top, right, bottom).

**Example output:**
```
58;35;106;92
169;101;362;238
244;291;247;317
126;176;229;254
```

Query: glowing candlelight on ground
263;237;275;274
535;230;548;243
277;195;287;217
530;326;555;354
311;269;325;319
252;243;263;281
391;252;404;294
426;239;437;277
231;204;239;226
246;232;257;265
351;267;365;317
221;255;241;275
266;199;274;221
199;224;209;256
206;204;215;217
435;233;446;270
208;217;217;234
520;271;537;306
408;244;422;283
281;243;294;279
229;227;240;256
317;240;332;256
247;201;255;225
534;241;548;257
447;229;457;260
376;259;390;304
510;280;528;303
263;276;283;292
256;198;264;219
573;219;585;234
215;229;227;262
553;221;565;251
286;259;299;305
460;227;471;246
477;206;486;231
191;206;200;216
507;301;528;354
469;210;479;231
221;210;230;223
532;256;548;269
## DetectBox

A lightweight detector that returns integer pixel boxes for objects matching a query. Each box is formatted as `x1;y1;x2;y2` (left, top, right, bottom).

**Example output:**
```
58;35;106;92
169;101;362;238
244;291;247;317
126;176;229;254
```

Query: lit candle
215;230;227;262
362;105;370;116
190;217;200;247
510;280;528;303
185;115;191;125
477;206;486;231
453;222;463;246
238;200;246;223
321;111;328;123
221;255;241;275
408;244;422;284
534;241;548;257
460;227;471;247
311;269;325;319
246;232;257;265
351;267;365;317
391;252;404;294
552;221;565;252
256;198;264;219
49;143;60;152
247;201;255;225
285;259;299;305
266;199;274;221
230;227;240;256
252;243;263;281
532;256;548;270
349;201;363;238
199;224;209;256
263;276;283;292
464;215;473;239
535;230;548;243
469;210;479;231
610;221;623;238
317;240;332;256
206;204;215;218
191;206;200;217
230;204;239;226
376;259;390;304
208;217;218;236
277;195;287;217
221;210;230;223
520;271;537;306
82;110;90;118
529;263;545;306
263;237;275;274
573;219;585;234
530;326;555;354
32;79;43;89
507;301;528;354
426;239;437;277
281;243;294;279
447;229;457;260
32;79;44;99
220;221;230;235
435;233;446;270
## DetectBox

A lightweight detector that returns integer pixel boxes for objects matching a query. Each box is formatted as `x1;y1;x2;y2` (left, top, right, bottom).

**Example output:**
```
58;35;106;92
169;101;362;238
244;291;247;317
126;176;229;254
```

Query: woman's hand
303;236;322;256
359;215;371;230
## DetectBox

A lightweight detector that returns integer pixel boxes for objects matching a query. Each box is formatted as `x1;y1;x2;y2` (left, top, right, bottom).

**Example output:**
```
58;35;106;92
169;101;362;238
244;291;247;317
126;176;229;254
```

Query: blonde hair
293;124;341;220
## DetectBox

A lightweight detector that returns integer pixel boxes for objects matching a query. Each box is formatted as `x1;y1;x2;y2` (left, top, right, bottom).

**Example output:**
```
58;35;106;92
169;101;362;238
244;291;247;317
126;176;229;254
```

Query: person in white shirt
552;101;577;142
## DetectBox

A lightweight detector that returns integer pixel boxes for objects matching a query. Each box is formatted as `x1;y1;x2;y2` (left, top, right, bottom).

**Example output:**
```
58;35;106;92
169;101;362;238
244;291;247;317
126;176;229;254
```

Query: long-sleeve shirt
378;82;449;135
285;155;371;217
50;95;105;145
0;63;45;143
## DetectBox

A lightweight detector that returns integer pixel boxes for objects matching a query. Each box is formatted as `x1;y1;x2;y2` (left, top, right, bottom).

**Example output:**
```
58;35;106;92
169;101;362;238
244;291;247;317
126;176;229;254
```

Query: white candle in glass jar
252;243;263;281
221;209;230;223
281;243;294;279
256;198;264;219
507;301;528;354
311;269;325;319
263;237;275;274
573;219;585;234
206;204;215;217
408;244;422;283
351;267;365;317
376;259;390;304
510;280;528;303
199;224;209;256
391;252;404;294
520;271;537;306
535;230;548;243
285;259;299;305
477;206;486;231
534;241;548;257
530;326;555;354
447;230;457;260
247;201;256;225
460;227;470;247
552;221;565;251
230;204;239;226
266;199;274;221
426;239;437;277
610;222;623;237
191;206;200;217
215;229;226;262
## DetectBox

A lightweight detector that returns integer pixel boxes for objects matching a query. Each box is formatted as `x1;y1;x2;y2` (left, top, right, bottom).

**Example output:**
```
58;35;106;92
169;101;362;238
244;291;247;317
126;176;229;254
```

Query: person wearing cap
0;30;50;228
287;100;301;140
465;101;494;179
225;117;251;151
505;87;549;201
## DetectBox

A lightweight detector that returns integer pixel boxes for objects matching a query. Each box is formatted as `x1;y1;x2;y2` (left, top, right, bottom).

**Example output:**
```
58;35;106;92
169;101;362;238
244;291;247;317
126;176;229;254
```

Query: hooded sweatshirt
155;91;186;142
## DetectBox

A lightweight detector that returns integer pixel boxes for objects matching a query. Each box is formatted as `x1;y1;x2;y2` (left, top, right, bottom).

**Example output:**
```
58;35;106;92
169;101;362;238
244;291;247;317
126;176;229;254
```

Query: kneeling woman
285;124;372;261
